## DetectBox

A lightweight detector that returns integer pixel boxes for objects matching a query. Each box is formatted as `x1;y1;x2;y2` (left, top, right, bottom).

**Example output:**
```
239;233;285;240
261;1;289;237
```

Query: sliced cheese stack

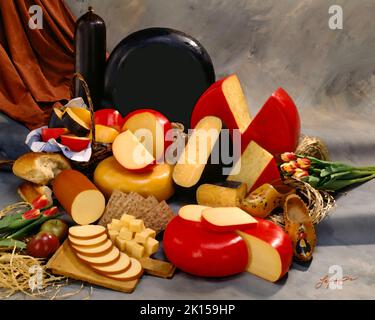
107;214;159;260
68;225;143;281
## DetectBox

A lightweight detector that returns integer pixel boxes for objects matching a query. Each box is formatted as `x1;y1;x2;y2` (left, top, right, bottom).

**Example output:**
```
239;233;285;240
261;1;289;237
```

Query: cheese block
94;156;175;201
60;135;91;152
109;215;159;258
178;204;208;222
227;141;280;192
237;218;293;282
69;225;106;239
121;109;172;160
173;116;226;189
241;88;300;157
76;246;120;266
72;240;113;257
62;107;91;137
201;207;258;232
48;108;64;128
190;75;252;133
91;252;131;275
94;124;119;144
53;169;106;225
112;130;156;172
196;181;247;207
163;216;248;277
69;233;107;247
105;258;143;281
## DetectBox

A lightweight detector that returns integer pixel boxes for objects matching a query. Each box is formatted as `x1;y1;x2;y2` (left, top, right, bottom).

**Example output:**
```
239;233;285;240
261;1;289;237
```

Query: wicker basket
70;73;112;176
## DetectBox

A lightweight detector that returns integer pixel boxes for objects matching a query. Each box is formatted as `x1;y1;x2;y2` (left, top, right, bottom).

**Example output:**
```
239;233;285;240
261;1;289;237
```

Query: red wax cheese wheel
69;225;106;239
241;88;300;157
122;109;172;161
227;141;280;192
41;128;68;142
52;170;105;225
237;218;293;282
60;135;90;152
163;216;248;277
94;109;124;131
112;130;156;172
94;156;174;201
190;75;252;134
201;207;258;232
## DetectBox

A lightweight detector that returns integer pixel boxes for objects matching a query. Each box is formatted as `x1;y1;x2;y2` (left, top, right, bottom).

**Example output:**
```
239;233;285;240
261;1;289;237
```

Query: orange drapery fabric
0;0;75;129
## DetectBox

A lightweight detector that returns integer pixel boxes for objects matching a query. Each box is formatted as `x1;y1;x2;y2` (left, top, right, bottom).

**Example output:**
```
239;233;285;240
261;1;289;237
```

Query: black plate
103;28;215;128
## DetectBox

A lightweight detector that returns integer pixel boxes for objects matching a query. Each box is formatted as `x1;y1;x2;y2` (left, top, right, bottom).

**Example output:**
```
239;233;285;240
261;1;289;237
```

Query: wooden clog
240;183;295;218
283;194;316;262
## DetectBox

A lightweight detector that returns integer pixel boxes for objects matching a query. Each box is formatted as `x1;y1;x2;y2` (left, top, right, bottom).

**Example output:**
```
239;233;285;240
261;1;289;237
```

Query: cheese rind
76;246;120;266
94;156;175;201
71;240;113;257
69;233;107;247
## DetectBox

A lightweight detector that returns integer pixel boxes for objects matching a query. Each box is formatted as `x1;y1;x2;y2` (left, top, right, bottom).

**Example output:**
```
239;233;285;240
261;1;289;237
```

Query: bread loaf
13;152;71;185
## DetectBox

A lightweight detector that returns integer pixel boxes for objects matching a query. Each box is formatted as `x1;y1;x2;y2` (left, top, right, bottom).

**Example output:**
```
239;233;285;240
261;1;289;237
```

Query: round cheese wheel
94;156;175;201
71;239;113;257
105;258;142;281
76;246;120;266
69;233;107;247
69;225;106;239
91;252;131;275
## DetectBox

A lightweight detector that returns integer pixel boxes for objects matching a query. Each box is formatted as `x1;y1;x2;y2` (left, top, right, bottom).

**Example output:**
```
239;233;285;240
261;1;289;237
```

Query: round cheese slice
69;225;106;239
69;233;107;247
76;246;120;266
71;239;113;257
105;258;143;281
91;252;131;275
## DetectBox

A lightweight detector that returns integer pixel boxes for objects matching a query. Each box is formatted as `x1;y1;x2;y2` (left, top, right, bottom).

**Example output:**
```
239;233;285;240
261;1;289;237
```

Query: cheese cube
107;223;113;230
145;237;159;255
116;236;127;251
129;219;145;233
119;227;133;241
108;230;119;243
124;240;144;259
134;228;155;244
144;228;156;239
111;219;122;231
120;214;135;227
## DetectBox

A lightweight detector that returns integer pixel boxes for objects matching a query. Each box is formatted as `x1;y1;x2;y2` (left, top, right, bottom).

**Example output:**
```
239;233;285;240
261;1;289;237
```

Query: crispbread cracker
130;196;159;220
142;201;174;234
98;191;144;226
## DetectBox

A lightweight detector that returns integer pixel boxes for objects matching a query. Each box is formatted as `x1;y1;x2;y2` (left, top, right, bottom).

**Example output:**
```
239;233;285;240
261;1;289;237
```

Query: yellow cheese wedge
76;246;120;266
69;233;107;247
106;258;143;281
178;204;209;222
94;156;175;201
91;252;131;275
71;239;113;257
69;225;106;239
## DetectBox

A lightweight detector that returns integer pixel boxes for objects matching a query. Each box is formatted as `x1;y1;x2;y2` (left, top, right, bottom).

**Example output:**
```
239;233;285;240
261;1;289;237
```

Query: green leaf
0;238;26;249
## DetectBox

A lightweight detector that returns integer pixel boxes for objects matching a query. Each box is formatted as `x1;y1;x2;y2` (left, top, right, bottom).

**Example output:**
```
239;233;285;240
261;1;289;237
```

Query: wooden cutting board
47;241;140;293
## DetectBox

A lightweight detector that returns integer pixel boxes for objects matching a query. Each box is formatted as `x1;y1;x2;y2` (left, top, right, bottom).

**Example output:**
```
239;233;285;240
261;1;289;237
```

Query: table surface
1;163;374;300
